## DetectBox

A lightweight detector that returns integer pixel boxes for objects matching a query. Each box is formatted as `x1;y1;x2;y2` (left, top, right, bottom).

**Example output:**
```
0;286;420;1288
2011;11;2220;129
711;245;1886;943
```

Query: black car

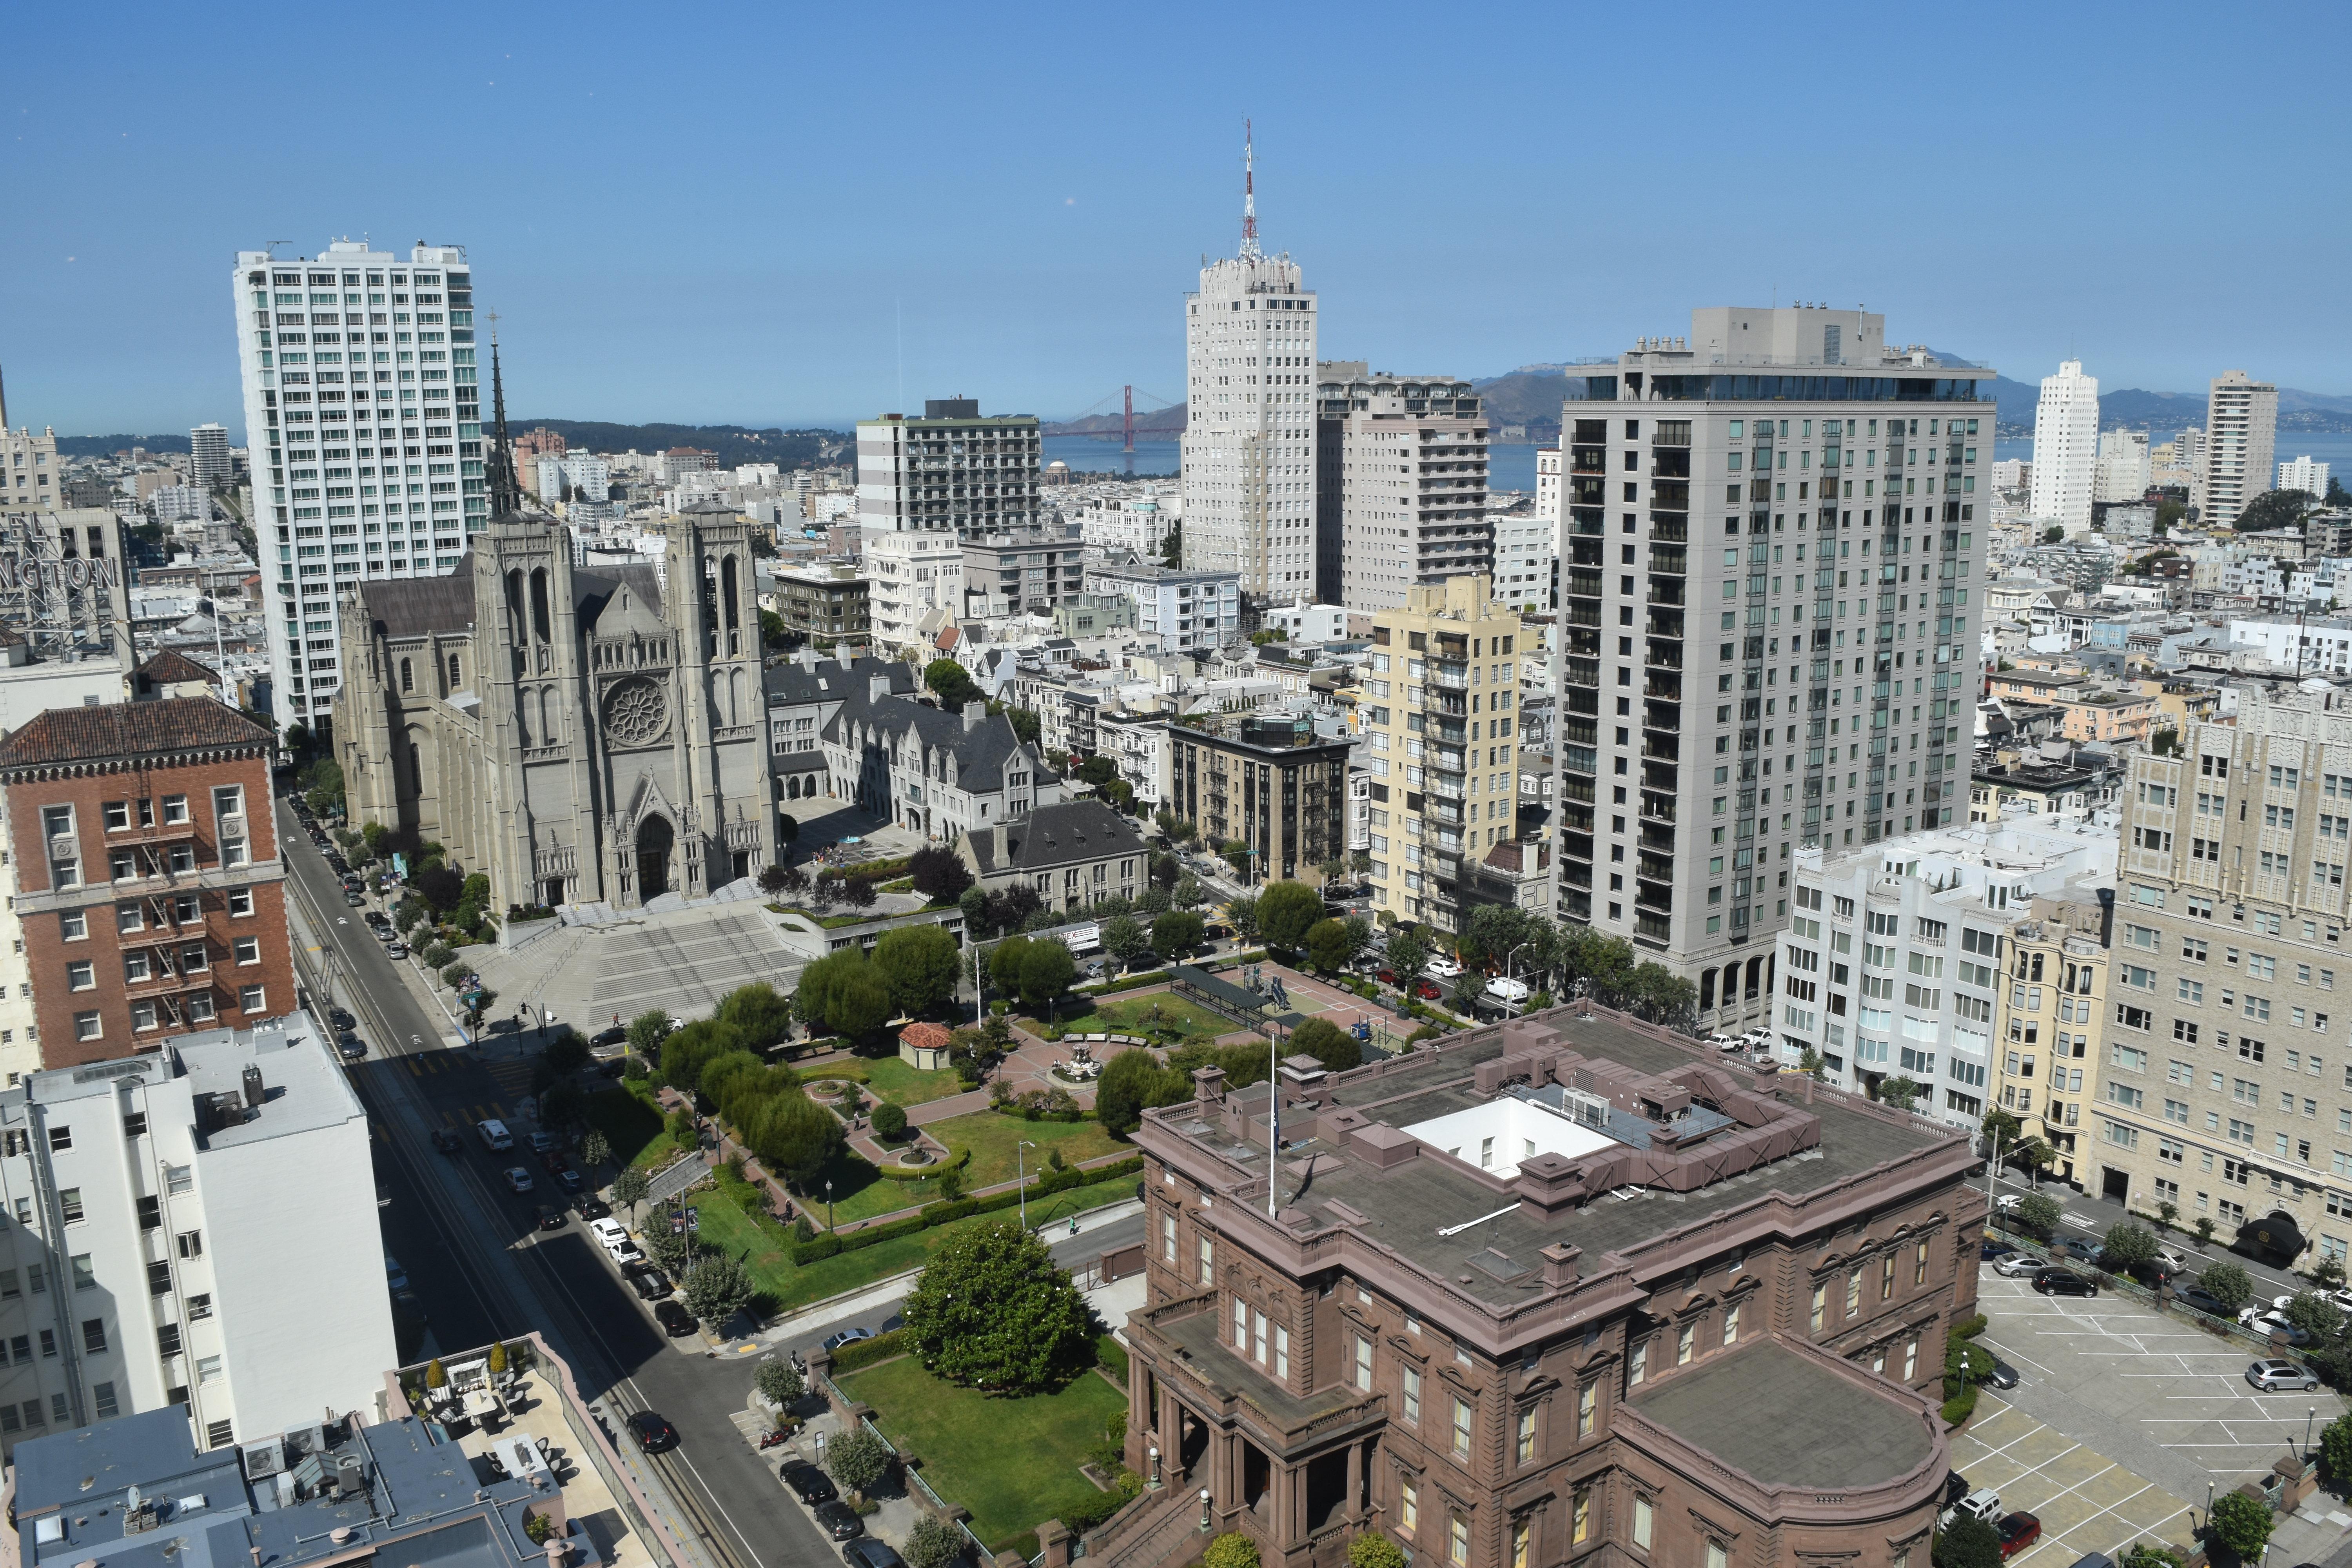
1941;1470;1972;1509
1982;1357;2020;1390
338;1036;368;1061
626;1411;678;1453
812;1501;864;1542
654;1299;697;1337
628;1270;672;1302
592;1026;628;1047
536;1205;568;1231
430;1128;462;1154
2176;1284;2235;1318
2033;1270;2098;1298
392;1289;428;1325
780;1461;838;1506
329;1007;356;1031
575;1196;612;1220
843;1541;906;1568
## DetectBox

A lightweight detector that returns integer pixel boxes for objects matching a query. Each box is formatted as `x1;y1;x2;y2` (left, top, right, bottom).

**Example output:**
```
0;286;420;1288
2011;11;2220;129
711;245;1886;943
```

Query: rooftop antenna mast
486;314;523;517
1239;119;1261;262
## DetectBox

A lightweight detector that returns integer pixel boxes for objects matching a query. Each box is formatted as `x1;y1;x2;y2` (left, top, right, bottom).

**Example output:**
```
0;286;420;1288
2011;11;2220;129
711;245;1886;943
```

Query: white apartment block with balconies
1318;365;1492;614
231;241;484;744
1182;242;1317;606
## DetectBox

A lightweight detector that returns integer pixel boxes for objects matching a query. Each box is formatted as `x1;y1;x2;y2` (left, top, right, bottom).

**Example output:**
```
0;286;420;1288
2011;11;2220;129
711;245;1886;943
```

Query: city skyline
2;3;2349;438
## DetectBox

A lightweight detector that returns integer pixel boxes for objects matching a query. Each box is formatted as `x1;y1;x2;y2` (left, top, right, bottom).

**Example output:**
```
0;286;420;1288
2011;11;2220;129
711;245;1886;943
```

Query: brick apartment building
0;701;292;1067
1104;1007;1978;1568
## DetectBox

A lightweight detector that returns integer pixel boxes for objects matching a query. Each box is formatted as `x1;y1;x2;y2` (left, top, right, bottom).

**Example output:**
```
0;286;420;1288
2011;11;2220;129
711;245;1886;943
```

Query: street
281;795;1142;1568
1980;1165;2332;1306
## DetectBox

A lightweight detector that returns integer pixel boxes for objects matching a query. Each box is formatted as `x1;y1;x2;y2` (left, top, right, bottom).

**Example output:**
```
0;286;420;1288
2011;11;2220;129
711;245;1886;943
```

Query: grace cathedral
331;491;776;911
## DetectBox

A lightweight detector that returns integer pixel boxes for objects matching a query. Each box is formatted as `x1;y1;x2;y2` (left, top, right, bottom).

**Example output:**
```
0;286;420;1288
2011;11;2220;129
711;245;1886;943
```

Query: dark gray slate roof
963;797;1143;875
765;656;915;707
359;563;476;639
824;682;1037;795
573;563;663;629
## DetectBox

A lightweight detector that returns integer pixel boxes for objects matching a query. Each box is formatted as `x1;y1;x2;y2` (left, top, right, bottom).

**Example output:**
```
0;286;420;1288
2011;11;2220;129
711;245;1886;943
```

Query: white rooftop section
1402;1097;1615;1179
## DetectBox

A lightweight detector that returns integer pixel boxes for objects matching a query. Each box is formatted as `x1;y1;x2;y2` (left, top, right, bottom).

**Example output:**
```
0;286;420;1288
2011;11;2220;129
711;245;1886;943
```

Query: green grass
771;1181;1135;1311
925;1111;1123;1188
686;1174;795;1305
840;1354;1128;1548
856;1056;968;1108
1025;992;1243;1045
589;1086;679;1171
798;1149;952;1226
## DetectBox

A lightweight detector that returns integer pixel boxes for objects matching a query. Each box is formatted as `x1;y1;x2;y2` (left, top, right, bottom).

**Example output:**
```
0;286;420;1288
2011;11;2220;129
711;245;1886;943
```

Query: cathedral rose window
604;678;668;745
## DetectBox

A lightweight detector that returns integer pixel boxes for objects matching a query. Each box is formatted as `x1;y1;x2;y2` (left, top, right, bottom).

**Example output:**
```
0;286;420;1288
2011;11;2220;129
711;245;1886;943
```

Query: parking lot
1955;1265;2349;1563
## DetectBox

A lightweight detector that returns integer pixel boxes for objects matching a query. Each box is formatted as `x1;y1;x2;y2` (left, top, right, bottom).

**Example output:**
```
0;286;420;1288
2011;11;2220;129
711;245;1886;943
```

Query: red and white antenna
1240;118;1261;261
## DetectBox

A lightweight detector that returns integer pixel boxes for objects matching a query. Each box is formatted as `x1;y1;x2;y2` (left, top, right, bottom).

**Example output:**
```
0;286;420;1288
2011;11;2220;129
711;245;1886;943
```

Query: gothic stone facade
332;509;775;910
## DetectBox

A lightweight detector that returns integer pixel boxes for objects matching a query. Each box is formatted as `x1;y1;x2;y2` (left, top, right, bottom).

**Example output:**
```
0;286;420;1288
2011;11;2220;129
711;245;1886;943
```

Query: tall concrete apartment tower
188;423;232;489
2196;369;2278;528
2028;358;2099;532
1548;307;1994;1040
232;241;485;744
854;398;1040;649
1181;127;1317;613
1316;365;1492;612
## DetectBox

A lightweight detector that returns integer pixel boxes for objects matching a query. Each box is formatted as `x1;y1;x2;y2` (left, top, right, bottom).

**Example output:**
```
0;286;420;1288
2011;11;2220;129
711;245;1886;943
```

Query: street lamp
1198;1488;1211;1531
2308;1405;2319;1456
1018;1140;1038;1230
826;1178;835;1232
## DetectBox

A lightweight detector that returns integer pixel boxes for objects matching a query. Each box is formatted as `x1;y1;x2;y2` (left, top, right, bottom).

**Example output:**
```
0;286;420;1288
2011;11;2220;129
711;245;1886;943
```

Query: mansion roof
963;797;1144;875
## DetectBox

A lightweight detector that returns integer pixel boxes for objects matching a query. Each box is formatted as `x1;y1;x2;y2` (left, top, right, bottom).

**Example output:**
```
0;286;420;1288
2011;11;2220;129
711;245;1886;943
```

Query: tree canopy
1151;909;1205;962
925;658;980;710
1256;880;1324;951
872;922;961;1016
900;1219;1096;1392
907;845;973;902
1096;1047;1194;1136
795;949;895;1038
1287;1016;1360;1072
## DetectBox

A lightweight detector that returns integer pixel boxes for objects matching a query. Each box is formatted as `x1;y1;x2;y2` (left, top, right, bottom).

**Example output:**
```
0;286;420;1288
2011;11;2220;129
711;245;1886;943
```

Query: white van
477;1118;514;1152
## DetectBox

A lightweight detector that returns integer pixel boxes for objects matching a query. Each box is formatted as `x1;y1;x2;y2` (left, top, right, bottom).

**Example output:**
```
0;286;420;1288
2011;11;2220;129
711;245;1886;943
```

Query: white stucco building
2094;428;2151;504
0;1013;390;1457
2029;359;2100;531
2281;455;2332;500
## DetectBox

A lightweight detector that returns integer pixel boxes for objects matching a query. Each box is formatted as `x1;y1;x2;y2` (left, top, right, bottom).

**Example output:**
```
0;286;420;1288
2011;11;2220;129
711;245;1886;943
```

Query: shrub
754;1358;804;1407
1940;1385;1978;1426
904;1517;967;1568
825;1426;891;1497
2197;1260;2255;1314
871;1102;908;1140
1933;1516;2000;1568
1347;1536;1408;1568
1204;1534;1261;1568
2208;1490;2272;1557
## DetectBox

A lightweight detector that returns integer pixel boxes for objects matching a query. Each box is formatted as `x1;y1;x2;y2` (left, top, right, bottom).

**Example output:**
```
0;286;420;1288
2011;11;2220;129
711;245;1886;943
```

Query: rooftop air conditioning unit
240;1438;284;1480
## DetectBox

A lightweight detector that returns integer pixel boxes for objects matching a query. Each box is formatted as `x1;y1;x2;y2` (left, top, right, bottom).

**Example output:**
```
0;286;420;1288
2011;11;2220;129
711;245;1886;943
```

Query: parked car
1940;1471;1971;1510
812;1500;864;1541
1980;1241;2020;1262
344;890;366;907
1413;980;1443;1001
339;1036;368;1061
503;1166;535;1194
1981;1357;2020;1390
430;1128;462;1154
822;1327;875;1353
590;1216;630;1247
780;1461;838;1505
477;1118;514;1152
1994;1512;2041;1559
2032;1271;2098;1298
392;1288;427;1325
842;1541;906;1568
1939;1488;2002;1531
2241;1311;2314;1347
2248;1358;2322;1391
591;1026;628;1048
383;942;408;960
626;1411;678;1452
653;1300;697;1337
1991;1193;2024;1213
1485;976;1531;1004
529;1130;560;1154
1424;956;1463;979
535;1205;567;1232
329;1007;356;1031
2045;1237;2098;1263
2174;1284;2236;1317
1992;1254;2048;1279
628;1270;672;1302
575;1196;612;1220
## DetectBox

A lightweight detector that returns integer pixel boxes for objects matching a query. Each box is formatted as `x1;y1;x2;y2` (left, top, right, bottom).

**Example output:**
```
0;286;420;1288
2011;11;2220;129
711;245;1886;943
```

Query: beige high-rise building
2194;370;2278;529
1361;576;1539;937
2098;702;2352;1267
1991;884;2113;1189
1317;364;1492;613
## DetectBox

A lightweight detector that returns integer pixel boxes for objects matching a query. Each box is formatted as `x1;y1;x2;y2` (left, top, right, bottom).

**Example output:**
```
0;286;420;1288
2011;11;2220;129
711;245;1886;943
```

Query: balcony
1427;661;1468;690
1644;674;1682;701
1642;735;1679;761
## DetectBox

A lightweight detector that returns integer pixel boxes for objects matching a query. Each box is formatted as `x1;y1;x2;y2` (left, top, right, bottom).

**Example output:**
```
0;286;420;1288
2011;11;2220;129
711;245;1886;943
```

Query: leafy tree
1460;902;1534;973
1135;885;1172;916
759;608;787;647
1256;880;1324;952
1346;1537;1406;1568
908;845;973;902
2011;1136;2057;1185
2236;487;2318;534
628;1011;674;1055
1385;928;1430;985
2100;1223;2160;1272
1288;1017;1359;1073
1019;938;1078;1007
757;864;791;896
2016;1193;2062;1236
925;658;980;710
2207;1490;2272;1557
416;864;465;911
900;1219;1095;1392
1203;1535;1261;1568
904;1517;964;1568
2283;1289;2345;1341
1151;910;1204;963
1978;1107;2024;1151
1226;893;1259;942
1218;837;1252;877
2321;1411;2352;1481
715;982;795;1051
1877;1075;1922;1112
1152;808;1182;841
795;949;895;1038
2119;1545;2181;1568
1303;917;1354;973
824;1425;892;1497
2196;1261;2254;1313
838;877;878;910
1101;915;1151;973
1171;873;1206;910
2040;523;2065;544
580;1130;612;1170
646;1225;697;1274
682;1252;755;1327
988;934;1033;995
2154;1200;2180;1236
958;884;990;934
1150;852;1181;891
1798;1046;1825;1079
986;882;1043;935
1932;1516;2000;1568
1096;1048;1191;1136
870;1102;907;1141
611;1169;650;1220
873;923;962;1016
751;1090;845;1185
2194;1216;2216;1249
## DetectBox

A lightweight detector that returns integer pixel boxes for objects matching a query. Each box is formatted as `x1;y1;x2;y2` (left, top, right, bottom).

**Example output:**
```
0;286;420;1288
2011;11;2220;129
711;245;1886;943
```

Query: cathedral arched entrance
636;815;675;900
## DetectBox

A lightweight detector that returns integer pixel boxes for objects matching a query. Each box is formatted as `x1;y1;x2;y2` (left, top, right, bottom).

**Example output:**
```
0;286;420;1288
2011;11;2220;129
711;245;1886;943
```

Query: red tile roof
900;1021;953;1051
0;697;270;769
134;650;219;685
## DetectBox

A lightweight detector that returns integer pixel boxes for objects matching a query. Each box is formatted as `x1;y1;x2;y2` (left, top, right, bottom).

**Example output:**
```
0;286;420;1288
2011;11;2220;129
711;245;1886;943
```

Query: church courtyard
461;900;803;1033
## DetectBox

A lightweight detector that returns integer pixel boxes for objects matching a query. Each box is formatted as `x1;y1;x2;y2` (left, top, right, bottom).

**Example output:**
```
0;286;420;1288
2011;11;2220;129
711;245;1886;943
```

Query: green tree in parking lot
2207;1489;2272;1557
2322;1411;2352;1481
2100;1223;2160;1273
2283;1289;2346;1342
2016;1193;2062;1237
2196;1260;2254;1314
824;1425;891;1499
1931;1515;2001;1568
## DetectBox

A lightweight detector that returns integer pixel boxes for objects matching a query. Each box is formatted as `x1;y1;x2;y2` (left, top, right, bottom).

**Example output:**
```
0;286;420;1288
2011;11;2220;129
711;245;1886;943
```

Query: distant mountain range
510;420;846;469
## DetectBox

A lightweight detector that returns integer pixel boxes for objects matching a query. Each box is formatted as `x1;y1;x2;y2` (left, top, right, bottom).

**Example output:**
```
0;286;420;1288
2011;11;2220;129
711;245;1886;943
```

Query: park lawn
857;1056;967;1108
840;1354;1127;1550
800;1147;949;1227
768;1180;1134;1312
1026;991;1242;1045
685;1184;795;1306
589;1086;680;1172
924;1111;1123;1189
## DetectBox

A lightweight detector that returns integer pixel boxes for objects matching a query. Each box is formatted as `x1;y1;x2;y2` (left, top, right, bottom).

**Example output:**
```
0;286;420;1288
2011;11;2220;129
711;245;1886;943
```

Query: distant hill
510;421;847;468
53;433;194;458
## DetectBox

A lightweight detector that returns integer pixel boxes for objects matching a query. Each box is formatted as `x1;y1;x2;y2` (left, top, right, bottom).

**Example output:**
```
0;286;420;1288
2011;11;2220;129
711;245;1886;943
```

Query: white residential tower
2028;359;2099;530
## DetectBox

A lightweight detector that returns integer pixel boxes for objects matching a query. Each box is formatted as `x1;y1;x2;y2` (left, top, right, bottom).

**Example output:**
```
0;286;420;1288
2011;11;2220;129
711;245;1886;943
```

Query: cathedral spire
487;324;524;517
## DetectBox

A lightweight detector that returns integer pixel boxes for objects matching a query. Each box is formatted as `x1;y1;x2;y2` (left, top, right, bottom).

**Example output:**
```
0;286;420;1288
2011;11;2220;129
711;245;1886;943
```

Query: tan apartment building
1987;669;2088;707
2094;704;2352;1268
1991;886;2114;1188
2055;690;2160;746
1360;577;1532;937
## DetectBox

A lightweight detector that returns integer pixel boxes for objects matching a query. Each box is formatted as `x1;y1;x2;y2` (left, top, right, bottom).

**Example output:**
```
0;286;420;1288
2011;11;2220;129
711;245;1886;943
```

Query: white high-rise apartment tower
1181;127;1317;611
1547;307;1994;1039
188;424;232;489
2028;359;2099;530
232;241;486;743
1317;365;1492;613
2094;428;2151;503
2281;455;2331;499
2196;369;2278;528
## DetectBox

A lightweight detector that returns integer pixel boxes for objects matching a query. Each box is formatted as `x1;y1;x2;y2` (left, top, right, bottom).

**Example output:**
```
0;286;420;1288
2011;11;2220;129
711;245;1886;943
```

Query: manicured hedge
1081;971;1169;996
874;1147;971;1181
1941;1385;1979;1426
790;1155;1144;1266
830;1328;910;1373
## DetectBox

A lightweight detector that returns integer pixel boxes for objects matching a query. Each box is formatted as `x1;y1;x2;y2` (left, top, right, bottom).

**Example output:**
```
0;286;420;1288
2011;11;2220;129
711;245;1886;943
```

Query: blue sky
3;0;2346;439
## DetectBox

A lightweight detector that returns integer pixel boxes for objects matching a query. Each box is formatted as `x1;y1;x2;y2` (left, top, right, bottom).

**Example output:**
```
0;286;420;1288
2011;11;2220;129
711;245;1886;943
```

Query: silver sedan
2247;1358;2321;1392
1991;1253;2049;1279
